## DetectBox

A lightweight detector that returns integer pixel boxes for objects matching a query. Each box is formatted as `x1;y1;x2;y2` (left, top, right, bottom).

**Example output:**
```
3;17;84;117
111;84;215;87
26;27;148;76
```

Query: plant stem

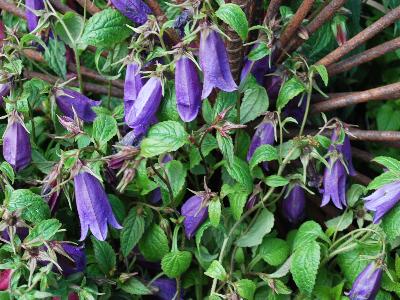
150;164;174;203
299;82;313;136
73;48;84;93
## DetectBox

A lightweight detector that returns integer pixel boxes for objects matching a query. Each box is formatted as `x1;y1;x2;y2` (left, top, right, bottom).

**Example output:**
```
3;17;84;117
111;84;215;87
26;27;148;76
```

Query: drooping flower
0;81;11;104
125;76;162;128
25;0;44;32
152;277;183;300
181;195;208;239
3;111;31;172
282;94;306;123
124;63;143;122
56;243;86;276
282;184;306;223
265;75;282;103
247;115;276;162
364;180;400;223
0;270;12;291
111;0;151;24
199;27;237;99
240;44;273;85
73;163;122;241
55;88;100;122
330;126;356;176
175;55;201;122
347;261;382;300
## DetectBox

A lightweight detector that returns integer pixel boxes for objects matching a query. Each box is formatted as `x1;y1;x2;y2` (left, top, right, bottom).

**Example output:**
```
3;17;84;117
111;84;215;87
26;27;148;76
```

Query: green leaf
139;224;169;262
325;211;353;232
161;251;192;278
312;65;329;86
81;9;132;47
212;91;237;121
367;171;399;190
240;83;269;124
204;260;227;281
276;77;305;110
265;175;289;187
55;12;84;47
376;104;400;131
120;209;145;257
91;237;116;275
215;3;248;41
0;162;14;184
249;145;278;170
216;132;234;166
347;184;366;207
44;39;67;79
92;114;118;146
236;209;274;247
373;156;400;173
248;42;271;61
141;121;189;158
208;199;221;227
228;187;249;221
259;238;290;266
120;278;152;295
293;221;326;250
225;156;253;193
291;240;320;295
8;189;50;224
382;203;400;241
25;219;62;246
235;279;256;300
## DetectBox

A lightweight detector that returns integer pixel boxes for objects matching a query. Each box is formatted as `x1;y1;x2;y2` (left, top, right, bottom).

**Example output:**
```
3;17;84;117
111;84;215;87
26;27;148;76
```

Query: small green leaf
325;211;353;232
225;156;253;193
44;39;67;79
227;185;249;220
249;145;278;170
236;279;256;300
120;278;152;295
161;251;192;278
373;156;400;173
141;121;189;158
120;209;145;257
240;82;269;124
91;237;116;275
138;224;169;262
25;219;62;246
8;189;50;224
0;162;14;184
248;43;271;61
215;4;248;41
312;65;329;86
276;77;305;110
205;260;227;281
92;114;118;146
208;199;221;227
293;221;327;250
216;132;234;166
55;12;84;47
259;238;290;266
382;203;400;242
265;175;289;187
236;209;274;247
367;172;399;190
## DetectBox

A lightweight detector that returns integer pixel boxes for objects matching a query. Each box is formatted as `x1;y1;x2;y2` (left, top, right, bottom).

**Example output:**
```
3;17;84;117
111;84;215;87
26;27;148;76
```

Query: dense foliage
0;0;400;299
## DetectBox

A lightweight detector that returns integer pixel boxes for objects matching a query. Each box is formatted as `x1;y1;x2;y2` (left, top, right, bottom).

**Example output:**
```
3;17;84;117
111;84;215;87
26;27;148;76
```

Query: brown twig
327;37;400;75
311;82;400;113
352;171;372;185
264;0;282;24
76;0;100;15
279;0;315;48
49;0;74;13
24;70;124;98
317;6;400;66
0;0;25;18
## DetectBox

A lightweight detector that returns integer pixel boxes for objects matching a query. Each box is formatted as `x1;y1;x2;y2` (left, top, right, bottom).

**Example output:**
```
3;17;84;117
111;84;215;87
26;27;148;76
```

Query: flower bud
124;63;143;122
181;195;208;239
3;111;31;172
111;0;151;25
25;0;44;32
126;76;162;128
0;269;12;290
73;164;122;240
199;27;237;99
332;16;347;46
152;277;183;300
247;116;276;162
50;242;86;276
282;184;305;223
55;88;100;122
175;55;201;122
57;115;84;137
265;75;282;102
0;82;11;104
347;261;382;300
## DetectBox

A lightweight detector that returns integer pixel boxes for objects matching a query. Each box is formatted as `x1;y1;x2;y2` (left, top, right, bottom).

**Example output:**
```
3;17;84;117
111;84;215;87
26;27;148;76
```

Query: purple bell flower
347;261;382;300
265;75;282;102
57;243;86;276
175;55;201;122
124;63;143;122
0;82;11;105
364;180;400;223
73;166;122;241
152;278;183;300
330;127;356;176
125;76;162;129
25;0;44;32
282;94;306;123
199;27;237;99
3;111;31;172
247;117;276;162
181;195;208;239
111;0;151;25
55;88;100;123
282;184;306;223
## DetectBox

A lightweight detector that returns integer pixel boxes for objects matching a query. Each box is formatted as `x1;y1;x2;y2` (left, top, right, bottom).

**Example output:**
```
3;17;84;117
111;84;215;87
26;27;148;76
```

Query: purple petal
74;171;122;241
124;63;143;121
55;88;100;122
321;159;347;209
0;270;12;291
0;82;11;105
111;0;151;24
199;28;237;99
247;121;275;162
58;243;86;276
181;195;208;239
175;56;202;122
265;75;282;102
348;262;382;300
25;0;44;32
282;184;306;223
152;278;183;300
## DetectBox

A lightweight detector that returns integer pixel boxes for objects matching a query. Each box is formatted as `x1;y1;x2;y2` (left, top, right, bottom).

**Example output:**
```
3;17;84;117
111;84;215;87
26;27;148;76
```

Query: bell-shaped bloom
55;88;100;122
181;195;208;239
124;63;143;121
3;112;31;172
247;119;275;162
57;243;86;276
282;94;306;123
266;75;282;103
152;278;182;300
26;0;44;32
74;169;122;241
199;27;237;99
0;82;11;104
111;0;151;24
321;159;347;209
240;44;273;85
0;270;12;291
330;128;356;176
246;194;259;210
282;184;306;223
347;261;382;300
364;180;400;223
175;55;201;122
126;77;162;128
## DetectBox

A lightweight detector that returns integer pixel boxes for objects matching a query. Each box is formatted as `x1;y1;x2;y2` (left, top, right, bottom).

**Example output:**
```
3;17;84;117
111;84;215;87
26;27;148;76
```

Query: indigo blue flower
347;261;382;300
247;117;276;163
111;0;151;24
0;81;10;104
181;195;208;239
124;63;143;122
152;277;183;300
282;184;305;223
25;0;44;32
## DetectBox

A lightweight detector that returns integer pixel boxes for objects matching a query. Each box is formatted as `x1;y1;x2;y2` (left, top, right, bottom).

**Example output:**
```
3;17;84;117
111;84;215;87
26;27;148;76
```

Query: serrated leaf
265;175;289;187
291;240;320;295
8;189;50;224
347;184;366;207
208;199;221;227
120;278;151;295
228;186;249;220
205;260;227;281
373;156;400;173
215;4;248;41
44;39;67;79
235;279;256;300
161;251;192;278
236;209;274;247
138;224;169;262
367;172;398;190
225;156;253;193
141;121;188;158
216;132;234;166
240;83;269;124
25;219;62;246
248;42;271;61
92;114;118;146
325;210;353;232
259;238;290;266
91;237;116;275
276;77;305;110
0;162;14;184
382;203;400;242
120;209;145;257
249;145;278;170
55;12;84;47
293;221;326;250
